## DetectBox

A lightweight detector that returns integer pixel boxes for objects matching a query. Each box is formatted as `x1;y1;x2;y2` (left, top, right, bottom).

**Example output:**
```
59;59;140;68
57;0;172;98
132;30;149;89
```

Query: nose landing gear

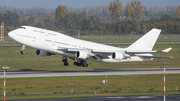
20;45;26;54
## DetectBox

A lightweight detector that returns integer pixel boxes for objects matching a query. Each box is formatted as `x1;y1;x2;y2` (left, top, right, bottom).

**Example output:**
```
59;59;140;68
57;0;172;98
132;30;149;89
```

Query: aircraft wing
57;47;111;60
58;47;115;53
57;47;173;59
92;48;173;59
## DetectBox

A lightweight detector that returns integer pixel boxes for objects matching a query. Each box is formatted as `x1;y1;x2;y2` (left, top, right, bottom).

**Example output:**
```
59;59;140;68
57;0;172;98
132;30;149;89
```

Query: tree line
102;15;180;35
0;0;180;36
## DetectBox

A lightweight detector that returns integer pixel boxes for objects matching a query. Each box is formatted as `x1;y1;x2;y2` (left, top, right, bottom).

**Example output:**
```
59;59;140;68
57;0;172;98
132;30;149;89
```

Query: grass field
0;38;16;44
0;44;179;71
0;37;180;100
0;74;180;100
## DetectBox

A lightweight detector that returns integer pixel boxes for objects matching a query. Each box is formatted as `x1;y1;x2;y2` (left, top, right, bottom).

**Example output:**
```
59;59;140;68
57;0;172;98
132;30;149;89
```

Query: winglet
162;47;172;52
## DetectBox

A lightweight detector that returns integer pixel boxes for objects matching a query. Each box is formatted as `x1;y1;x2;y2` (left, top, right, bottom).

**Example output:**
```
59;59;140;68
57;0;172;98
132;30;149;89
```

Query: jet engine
36;50;52;56
112;52;123;60
75;51;88;59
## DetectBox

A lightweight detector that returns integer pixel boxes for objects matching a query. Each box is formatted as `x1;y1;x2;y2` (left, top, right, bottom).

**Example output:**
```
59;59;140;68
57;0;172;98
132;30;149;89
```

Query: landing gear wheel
74;60;88;67
82;64;88;67
62;59;67;63
64;62;69;66
20;51;25;54
21;45;26;54
74;62;78;65
62;58;69;66
81;60;88;67
77;63;81;66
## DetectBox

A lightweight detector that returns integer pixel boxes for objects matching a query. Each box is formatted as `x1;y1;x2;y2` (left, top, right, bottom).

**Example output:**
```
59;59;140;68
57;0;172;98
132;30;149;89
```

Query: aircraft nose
8;31;12;37
8;31;14;38
8;29;21;43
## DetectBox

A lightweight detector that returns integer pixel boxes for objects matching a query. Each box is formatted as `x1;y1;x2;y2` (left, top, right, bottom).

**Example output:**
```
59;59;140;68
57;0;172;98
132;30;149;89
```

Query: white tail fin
127;28;161;51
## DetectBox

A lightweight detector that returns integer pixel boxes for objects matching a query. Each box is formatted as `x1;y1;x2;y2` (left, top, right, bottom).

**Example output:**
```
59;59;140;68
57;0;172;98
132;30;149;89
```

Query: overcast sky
0;0;179;9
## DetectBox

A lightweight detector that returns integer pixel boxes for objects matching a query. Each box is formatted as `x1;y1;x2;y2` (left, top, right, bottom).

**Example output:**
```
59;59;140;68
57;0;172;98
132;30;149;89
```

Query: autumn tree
43;14;56;30
69;29;77;35
124;3;133;22
149;6;158;13
143;6;147;12
166;6;177;12
108;0;123;23
149;6;159;18
55;5;68;26
175;6;180;18
0;11;20;27
130;0;144;22
27;17;37;26
83;6;90;14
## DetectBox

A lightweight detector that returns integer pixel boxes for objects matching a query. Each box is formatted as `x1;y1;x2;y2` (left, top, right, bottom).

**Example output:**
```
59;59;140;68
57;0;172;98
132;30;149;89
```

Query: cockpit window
19;27;26;29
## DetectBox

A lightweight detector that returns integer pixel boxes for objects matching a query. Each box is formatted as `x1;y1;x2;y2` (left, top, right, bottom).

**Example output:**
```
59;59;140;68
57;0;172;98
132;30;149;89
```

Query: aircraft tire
64;62;69;66
62;59;67;63
82;64;88;67
74;62;78;65
20;51;25;54
77;63;81;66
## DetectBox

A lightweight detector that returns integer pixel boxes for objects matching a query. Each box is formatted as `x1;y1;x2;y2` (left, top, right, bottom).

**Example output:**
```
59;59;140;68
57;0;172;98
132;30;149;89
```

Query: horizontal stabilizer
162;47;172;52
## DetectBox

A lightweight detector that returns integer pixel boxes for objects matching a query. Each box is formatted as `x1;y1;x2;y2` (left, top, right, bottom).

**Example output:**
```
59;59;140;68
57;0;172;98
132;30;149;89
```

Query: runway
7;95;180;101
0;68;180;78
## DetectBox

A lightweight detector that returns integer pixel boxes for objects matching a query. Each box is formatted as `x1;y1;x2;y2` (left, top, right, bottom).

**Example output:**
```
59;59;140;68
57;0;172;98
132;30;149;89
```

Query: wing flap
92;49;114;53
136;54;173;58
57;47;68;51
126;47;172;54
126;50;157;54
57;47;90;52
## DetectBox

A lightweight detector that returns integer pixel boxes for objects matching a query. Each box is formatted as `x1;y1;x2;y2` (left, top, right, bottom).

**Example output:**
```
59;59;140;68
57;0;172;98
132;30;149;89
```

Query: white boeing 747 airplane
8;26;172;67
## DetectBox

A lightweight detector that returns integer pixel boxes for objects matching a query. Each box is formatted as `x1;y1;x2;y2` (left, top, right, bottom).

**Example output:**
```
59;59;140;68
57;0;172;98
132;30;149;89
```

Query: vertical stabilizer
127;28;161;51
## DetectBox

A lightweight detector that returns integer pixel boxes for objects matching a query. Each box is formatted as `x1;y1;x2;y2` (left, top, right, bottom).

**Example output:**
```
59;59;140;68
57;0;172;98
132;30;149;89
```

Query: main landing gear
62;58;88;67
62;58;69;66
74;60;88;67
